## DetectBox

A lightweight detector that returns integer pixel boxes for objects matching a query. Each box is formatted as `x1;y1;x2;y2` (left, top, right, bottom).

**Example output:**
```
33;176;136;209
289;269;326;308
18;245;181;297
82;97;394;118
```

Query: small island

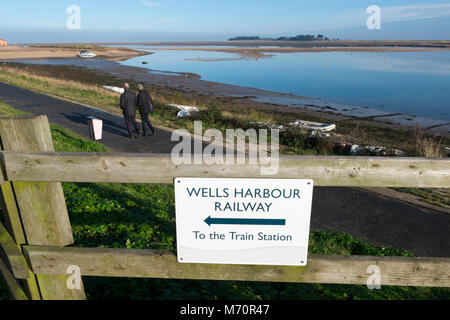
228;34;333;41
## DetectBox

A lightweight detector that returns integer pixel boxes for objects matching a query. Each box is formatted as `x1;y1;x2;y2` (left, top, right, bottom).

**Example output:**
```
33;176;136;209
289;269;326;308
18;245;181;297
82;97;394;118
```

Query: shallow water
119;48;450;121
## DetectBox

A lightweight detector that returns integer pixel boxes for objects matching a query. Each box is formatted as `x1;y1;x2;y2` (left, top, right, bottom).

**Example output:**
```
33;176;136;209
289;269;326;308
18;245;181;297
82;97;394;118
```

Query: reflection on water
120;49;450;121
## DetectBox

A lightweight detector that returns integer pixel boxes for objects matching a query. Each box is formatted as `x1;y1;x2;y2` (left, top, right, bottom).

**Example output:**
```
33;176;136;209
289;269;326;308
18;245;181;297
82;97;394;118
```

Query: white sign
175;178;314;266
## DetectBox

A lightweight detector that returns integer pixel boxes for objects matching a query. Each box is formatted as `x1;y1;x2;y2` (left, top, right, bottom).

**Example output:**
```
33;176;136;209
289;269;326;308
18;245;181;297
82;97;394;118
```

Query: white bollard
87;116;103;141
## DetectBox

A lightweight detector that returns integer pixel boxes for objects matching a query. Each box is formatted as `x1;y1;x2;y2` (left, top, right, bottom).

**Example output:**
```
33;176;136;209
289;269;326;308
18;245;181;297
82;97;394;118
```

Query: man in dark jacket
137;84;156;136
120;83;142;139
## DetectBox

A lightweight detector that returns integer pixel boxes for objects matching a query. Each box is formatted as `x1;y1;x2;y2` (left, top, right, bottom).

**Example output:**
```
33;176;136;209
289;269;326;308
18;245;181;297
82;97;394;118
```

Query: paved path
0;81;448;258
0;82;182;153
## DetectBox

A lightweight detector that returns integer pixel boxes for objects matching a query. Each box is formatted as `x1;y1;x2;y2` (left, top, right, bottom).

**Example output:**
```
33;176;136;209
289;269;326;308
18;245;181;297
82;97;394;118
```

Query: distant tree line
228;34;332;41
228;36;263;41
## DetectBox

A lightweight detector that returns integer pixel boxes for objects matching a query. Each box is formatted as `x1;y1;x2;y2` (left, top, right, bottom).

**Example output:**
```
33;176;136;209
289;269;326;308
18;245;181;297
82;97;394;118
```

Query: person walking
137;84;156;136
120;83;142;139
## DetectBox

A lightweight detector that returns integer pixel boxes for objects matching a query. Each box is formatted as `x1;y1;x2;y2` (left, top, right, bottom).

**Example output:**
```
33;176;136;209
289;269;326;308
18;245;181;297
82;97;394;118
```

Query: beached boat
102;86;124;94
169;104;199;118
290;120;336;132
77;50;97;58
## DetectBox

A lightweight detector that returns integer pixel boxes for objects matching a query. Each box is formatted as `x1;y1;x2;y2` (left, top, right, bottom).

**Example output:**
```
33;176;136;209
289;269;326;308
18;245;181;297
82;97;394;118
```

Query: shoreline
3;56;449;137
95;59;450;136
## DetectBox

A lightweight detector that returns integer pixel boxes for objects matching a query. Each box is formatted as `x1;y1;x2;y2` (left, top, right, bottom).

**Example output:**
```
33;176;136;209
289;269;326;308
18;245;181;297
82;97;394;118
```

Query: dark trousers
124;113;141;137
141;112;155;135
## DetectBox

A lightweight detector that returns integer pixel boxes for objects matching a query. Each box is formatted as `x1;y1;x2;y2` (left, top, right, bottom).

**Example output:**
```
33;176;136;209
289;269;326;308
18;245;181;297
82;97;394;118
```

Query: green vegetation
228;34;331;41
0;101;448;300
228;36;265;41
0;100;28;116
0;65;119;112
51;124;109;153
276;34;330;41
393;188;449;209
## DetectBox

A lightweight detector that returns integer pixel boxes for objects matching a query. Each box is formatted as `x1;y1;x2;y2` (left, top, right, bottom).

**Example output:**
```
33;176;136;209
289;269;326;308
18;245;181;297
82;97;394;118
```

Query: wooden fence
0;115;449;300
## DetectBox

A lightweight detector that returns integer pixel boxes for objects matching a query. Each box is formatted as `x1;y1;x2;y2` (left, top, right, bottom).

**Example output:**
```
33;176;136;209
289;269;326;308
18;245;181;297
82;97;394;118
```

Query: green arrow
204;216;286;226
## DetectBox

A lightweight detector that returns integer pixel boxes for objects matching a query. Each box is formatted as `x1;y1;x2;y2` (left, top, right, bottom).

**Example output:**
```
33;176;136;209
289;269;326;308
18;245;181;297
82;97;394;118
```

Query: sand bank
0;45;147;61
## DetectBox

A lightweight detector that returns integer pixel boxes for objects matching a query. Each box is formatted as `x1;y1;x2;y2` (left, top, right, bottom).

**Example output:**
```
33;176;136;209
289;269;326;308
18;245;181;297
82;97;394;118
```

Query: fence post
0;115;85;300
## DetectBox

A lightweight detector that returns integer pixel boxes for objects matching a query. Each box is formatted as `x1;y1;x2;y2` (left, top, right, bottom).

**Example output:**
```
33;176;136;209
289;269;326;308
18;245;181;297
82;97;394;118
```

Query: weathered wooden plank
23;246;450;288
0;119;42;300
0;182;27;245
0;183;40;299
0;256;28;300
35;274;86;300
1;152;449;187
0;163;4;185
11;181;74;246
0;115;85;300
0;117;73;246
0;222;30;279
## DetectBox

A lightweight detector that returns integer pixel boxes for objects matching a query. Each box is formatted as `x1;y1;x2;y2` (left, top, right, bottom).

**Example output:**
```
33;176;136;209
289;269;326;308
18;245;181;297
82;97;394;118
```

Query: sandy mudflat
0;45;146;61
103;39;450;47
103;39;450;58
141;46;450;59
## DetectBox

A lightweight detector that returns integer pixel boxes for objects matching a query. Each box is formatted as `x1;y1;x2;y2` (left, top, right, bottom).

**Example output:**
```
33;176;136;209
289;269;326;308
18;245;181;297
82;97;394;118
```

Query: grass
0;99;28;116
51;124;110;153
0;101;448;300
0;65;120;112
407;124;445;158
393;188;449;209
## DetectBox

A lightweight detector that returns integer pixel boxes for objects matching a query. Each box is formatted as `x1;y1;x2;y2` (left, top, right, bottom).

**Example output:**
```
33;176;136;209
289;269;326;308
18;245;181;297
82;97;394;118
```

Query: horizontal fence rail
1;151;449;187
23;246;450;288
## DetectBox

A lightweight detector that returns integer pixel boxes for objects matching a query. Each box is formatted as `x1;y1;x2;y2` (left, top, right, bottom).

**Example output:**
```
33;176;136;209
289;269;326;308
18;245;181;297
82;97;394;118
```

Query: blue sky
1;0;450;43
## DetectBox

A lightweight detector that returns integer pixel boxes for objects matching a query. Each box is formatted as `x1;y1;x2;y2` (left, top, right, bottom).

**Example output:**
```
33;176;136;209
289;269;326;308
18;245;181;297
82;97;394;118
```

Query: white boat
77;50;97;58
102;86;124;94
169;104;199;118
290;120;336;132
